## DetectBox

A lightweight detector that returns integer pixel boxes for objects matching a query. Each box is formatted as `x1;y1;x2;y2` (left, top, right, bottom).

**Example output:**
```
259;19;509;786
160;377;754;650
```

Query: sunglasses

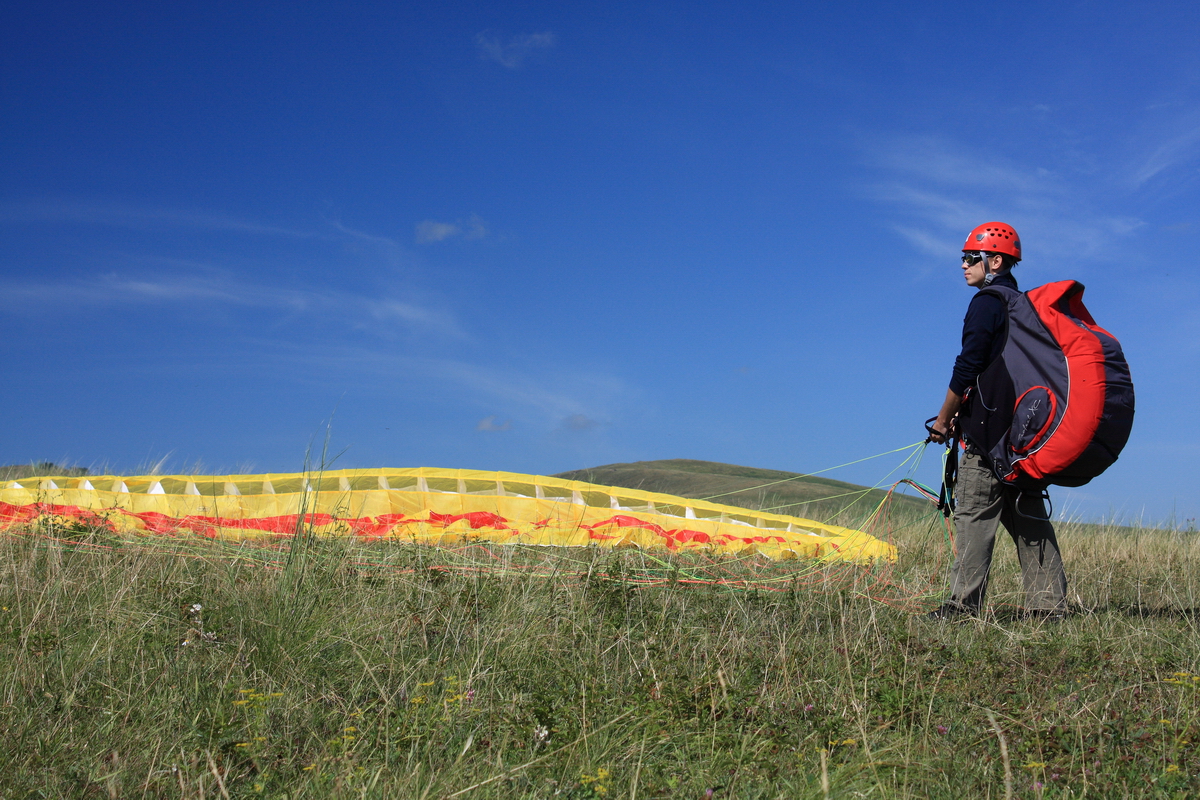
961;252;986;266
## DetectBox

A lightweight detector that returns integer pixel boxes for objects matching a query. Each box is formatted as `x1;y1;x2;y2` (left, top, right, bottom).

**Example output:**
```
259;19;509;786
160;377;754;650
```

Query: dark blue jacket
950;272;1017;396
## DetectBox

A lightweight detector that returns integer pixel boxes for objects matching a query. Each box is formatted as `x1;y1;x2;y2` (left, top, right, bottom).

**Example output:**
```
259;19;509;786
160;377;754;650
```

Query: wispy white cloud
872;137;1055;194
0;201;430;272
414;214;488;244
0;201;313;238
363;299;463;338
327;220;403;248
865;136;1146;268
266;344;624;429
870;183;992;233
3;273;254;306
415;220;461;243
427;359;611;420
326;219;419;270
1130;113;1200;188
0;271;464;339
889;224;960;260
464;216;487;239
0;202;455;333
474;31;556;69
562;414;601;431
476;415;512;432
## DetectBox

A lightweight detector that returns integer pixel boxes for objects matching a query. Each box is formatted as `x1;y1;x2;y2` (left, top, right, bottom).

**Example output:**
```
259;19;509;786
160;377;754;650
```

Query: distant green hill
554;458;930;524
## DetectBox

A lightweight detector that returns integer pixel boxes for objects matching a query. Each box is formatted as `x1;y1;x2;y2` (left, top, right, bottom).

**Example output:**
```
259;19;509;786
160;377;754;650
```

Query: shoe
926;602;977;621
1022;608;1068;622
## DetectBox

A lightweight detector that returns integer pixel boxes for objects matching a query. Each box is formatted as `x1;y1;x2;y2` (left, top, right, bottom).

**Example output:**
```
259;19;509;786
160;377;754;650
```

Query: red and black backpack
958;280;1135;492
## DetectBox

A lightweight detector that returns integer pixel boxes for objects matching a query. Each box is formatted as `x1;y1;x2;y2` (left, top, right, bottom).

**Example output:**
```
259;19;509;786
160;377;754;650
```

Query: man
927;222;1068;620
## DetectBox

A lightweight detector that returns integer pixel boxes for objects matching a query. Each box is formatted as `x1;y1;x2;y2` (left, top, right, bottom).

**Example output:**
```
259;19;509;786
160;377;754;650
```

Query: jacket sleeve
950;292;1006;396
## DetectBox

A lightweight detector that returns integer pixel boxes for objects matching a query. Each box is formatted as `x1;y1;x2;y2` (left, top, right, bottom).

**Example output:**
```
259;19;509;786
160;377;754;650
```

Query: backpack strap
975;284;1019;304
958;284;1019;464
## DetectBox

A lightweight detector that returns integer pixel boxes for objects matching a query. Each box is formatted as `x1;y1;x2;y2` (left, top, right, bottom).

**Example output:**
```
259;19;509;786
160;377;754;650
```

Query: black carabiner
1013;489;1053;521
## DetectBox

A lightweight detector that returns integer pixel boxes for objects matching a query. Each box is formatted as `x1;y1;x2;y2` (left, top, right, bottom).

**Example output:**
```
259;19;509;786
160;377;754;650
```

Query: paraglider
0;467;895;563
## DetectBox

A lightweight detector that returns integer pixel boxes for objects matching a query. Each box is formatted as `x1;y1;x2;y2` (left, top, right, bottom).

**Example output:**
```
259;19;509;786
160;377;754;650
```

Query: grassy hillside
3;515;1200;797
555;458;931;525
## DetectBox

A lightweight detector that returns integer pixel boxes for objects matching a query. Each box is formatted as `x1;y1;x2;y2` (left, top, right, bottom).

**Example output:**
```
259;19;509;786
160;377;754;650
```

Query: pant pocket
957;453;1000;512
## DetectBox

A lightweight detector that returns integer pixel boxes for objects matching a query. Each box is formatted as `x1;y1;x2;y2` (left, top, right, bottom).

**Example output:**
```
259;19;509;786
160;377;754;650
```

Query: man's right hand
928;419;951;444
927;389;964;444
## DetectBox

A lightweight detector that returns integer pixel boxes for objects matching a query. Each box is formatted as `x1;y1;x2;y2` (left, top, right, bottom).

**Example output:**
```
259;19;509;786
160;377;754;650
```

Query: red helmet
963;222;1021;261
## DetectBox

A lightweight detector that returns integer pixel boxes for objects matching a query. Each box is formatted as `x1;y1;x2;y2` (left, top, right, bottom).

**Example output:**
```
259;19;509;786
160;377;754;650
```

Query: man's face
962;252;988;287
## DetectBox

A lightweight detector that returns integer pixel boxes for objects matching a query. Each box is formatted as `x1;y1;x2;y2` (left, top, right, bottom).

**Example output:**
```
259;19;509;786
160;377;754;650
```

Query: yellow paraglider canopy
0;467;895;563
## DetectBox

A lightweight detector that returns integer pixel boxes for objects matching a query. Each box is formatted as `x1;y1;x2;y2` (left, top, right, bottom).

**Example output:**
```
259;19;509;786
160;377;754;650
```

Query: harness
925;417;1053;521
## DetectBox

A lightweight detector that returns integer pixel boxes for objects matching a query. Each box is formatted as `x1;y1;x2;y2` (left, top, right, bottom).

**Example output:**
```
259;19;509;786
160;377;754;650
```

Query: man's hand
928;388;964;444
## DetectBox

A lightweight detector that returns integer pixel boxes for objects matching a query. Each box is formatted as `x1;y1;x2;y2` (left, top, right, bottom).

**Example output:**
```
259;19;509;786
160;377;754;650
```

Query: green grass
3;506;1200;798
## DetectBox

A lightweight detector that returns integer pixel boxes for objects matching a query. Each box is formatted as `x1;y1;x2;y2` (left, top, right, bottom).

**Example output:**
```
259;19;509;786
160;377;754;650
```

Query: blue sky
2;1;1197;524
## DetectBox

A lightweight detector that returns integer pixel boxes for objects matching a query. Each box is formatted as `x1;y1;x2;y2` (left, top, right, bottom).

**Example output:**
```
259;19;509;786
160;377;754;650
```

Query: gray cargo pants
947;451;1067;613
